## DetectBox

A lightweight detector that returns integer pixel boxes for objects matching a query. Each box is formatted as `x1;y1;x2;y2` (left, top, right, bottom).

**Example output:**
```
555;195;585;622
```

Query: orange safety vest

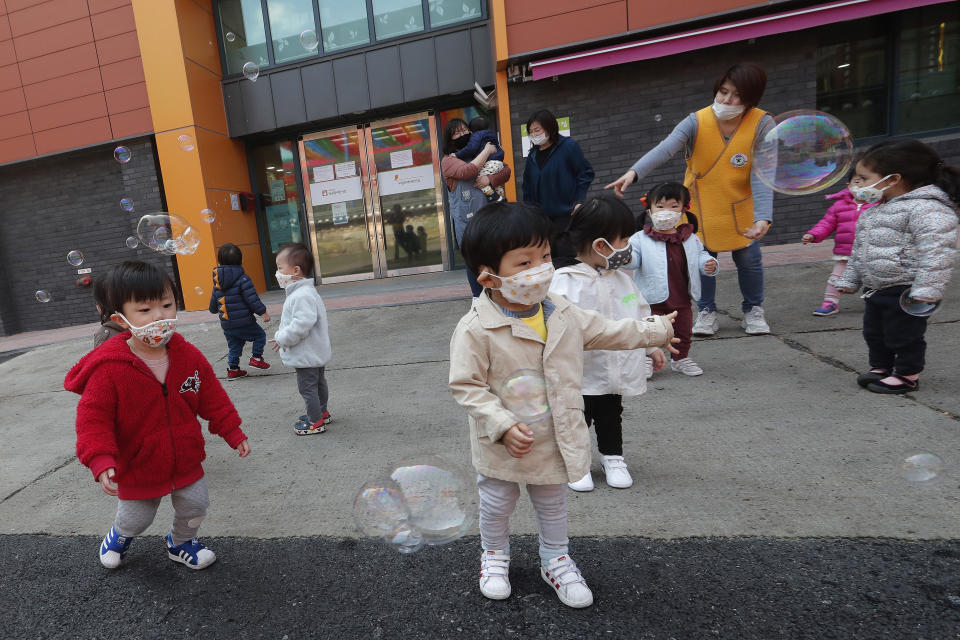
684;106;766;252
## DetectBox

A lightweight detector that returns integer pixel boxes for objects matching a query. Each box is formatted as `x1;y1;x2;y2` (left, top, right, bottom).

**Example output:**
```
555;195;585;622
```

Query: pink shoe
812;301;838;316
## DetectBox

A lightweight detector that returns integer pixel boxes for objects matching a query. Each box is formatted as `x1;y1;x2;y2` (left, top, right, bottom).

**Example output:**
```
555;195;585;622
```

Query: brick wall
507;30;960;247
0;136;174;336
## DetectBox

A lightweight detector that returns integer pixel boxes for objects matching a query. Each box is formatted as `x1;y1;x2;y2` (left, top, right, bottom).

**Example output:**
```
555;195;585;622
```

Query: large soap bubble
353;478;424;554
500;369;551;423
136;213;201;256
751;110;854;195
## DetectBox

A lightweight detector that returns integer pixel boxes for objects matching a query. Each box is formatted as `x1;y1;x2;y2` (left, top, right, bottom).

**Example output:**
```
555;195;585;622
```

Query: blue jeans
698;241;764;313
223;324;266;368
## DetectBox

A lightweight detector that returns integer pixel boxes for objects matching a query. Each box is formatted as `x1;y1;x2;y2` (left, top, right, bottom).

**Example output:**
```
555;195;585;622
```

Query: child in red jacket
65;261;251;570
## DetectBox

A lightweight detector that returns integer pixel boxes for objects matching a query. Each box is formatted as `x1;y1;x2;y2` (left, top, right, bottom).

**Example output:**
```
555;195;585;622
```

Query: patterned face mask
482;262;555;305
593;238;632;270
116;313;177;348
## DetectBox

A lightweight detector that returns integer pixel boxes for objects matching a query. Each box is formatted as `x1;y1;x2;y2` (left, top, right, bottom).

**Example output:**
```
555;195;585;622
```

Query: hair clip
640;194;648;209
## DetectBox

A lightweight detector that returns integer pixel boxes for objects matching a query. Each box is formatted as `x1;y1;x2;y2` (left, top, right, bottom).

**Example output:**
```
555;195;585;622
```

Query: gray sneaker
741;306;771;334
692;309;719;336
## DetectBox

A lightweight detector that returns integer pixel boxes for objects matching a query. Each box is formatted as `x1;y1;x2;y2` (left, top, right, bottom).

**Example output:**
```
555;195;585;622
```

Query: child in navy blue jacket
454;116;507;203
209;243;271;379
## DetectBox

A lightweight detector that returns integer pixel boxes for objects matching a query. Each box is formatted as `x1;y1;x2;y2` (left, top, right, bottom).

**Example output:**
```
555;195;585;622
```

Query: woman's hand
744;220;771;240
604;170;637;197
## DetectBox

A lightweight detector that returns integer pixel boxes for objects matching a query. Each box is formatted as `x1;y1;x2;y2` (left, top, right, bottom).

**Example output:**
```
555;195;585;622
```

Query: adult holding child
606;63;775;335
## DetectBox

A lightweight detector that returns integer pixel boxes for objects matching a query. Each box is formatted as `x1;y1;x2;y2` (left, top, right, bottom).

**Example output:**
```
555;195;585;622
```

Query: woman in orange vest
606;63;774;336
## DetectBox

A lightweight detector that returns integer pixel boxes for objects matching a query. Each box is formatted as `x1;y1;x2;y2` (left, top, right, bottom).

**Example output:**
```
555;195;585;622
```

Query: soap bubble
136;213;201;256
125;236;139;249
299;28;319;51
242;61;259;82
177;134;195;151
353;479;424;554
35;290;51;303
654;113;662;122
120;198;135;212
899;290;941;318
114;146;131;163
194;286;204;296
751;110;854;195
200;208;216;223
501;369;551;423
225;32;236;42
899;453;944;483
67;250;84;266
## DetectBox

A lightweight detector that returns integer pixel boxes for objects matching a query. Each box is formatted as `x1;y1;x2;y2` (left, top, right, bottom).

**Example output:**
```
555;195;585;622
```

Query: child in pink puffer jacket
801;174;877;316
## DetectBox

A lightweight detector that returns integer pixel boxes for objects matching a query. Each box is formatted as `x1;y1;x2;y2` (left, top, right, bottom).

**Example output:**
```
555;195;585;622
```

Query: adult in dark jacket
209;243;271;378
522;109;595;231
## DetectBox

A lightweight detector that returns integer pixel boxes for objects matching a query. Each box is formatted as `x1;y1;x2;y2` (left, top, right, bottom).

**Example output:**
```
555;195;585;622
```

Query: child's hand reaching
801;233;815;245
650;349;667;371
502;424;534;458
659;311;681;355
261;313;271;323
236;439;251;457
98;468;118;496
705;258;718;275
268;339;281;352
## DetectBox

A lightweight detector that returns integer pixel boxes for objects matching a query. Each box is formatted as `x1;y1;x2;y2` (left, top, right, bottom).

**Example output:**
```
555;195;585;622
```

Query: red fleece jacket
65;332;246;500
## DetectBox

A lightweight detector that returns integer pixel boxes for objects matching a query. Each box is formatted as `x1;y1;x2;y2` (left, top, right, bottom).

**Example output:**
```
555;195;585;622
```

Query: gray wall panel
333;55;371;114
240;76;277;132
471;26;493;87
301;62;338;121
271;69;307;128
223;81;247;136
435;31;474;95
399;39;438;102
366;47;403;109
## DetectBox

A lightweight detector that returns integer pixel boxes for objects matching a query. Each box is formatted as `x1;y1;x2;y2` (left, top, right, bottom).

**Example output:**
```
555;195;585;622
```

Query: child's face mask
593;238;632;270
482;262;554;305
275;271;298;289
852;175;894;204
116;313;177;348
651;210;683;231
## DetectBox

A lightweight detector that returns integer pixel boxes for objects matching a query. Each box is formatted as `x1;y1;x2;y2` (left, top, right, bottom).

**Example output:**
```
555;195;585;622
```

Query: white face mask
529;133;547;146
593;239;632;270
651;210;683;231
852;175;894;204
276;271;297;289
712;100;745;120
482;262;554;306
116;313;177;348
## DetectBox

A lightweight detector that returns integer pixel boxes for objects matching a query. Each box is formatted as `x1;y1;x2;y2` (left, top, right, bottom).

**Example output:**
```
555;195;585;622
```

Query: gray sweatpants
296;367;329;423
113;477;208;545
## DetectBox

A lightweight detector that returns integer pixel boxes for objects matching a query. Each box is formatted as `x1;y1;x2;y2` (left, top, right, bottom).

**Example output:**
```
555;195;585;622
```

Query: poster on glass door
378;164;435;196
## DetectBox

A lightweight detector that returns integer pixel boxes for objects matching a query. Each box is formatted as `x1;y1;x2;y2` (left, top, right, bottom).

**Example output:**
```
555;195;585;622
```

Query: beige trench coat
449;292;673;485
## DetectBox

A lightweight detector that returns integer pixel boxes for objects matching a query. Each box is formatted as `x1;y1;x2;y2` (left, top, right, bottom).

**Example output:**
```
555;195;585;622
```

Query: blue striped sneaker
165;533;217;570
99;526;133;569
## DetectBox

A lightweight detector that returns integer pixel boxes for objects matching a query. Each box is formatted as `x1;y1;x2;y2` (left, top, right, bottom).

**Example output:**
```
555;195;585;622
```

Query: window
897;6;960;134
267;0;318;64
218;0;269;74
317;0;370;52
371;0;424;41
428;0;482;29
816;30;888;139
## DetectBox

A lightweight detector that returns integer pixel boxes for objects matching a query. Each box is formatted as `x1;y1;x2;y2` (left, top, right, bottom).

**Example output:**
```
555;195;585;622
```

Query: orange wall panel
7;0;89;37
105;81;148;114
109;105;150;137
507;3;628;55
91;4;135;40
505;0;617;24
23;67;101;108
100;56;144;89
0;39;15;66
0;14;10;40
0;64;19;91
33;115;111;154
30;92;107;131
185;59;227;134
0;109;30;138
627;0;768;31
177;0;220;74
89;0;130;13
0;133;36;163
196;128;249;191
0;85;25;115
17;42;98;84
95;30;140;65
13;17;93;60
5;1;46;12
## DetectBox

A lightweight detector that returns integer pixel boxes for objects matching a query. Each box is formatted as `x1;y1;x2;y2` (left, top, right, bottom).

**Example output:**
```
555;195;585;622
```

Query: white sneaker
479;550;511;600
741;306;770;335
541;554;594;608
644;356;654;379
692;309;719;336
567;472;594;492
601;455;633;488
670;357;703;376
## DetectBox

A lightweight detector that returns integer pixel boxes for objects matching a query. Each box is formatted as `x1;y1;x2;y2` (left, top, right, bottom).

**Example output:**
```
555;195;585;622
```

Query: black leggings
583;394;623;456
862;285;928;376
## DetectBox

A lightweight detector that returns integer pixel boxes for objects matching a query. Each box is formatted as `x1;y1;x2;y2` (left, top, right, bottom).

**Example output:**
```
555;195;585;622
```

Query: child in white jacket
550;194;668;492
268;243;333;435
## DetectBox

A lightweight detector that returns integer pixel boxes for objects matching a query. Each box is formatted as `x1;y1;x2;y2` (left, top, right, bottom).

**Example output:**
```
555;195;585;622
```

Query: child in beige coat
449;202;677;608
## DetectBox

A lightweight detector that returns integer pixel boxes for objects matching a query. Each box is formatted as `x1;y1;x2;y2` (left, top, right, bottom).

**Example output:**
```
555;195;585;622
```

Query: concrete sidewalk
0;247;957;544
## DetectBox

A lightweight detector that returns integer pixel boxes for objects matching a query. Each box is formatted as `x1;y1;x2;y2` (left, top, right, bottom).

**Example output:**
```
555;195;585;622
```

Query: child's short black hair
92;273;111;323
217;243;243;266
279;242;314;277
553;194;636;267
102;261;177;318
469;116;491;132
645;182;691;210
461;202;553;274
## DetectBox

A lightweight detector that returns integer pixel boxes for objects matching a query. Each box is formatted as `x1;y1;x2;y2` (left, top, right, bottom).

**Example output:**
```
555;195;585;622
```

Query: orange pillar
131;0;263;310
489;0;517;201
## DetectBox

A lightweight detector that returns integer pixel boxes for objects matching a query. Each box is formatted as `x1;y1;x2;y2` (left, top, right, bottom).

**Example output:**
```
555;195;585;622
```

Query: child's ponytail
860;139;960;207
933;161;960;206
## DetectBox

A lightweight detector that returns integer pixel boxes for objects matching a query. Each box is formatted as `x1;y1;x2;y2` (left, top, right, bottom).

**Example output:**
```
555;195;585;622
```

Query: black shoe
485;193;507;203
867;374;919;394
857;370;889;388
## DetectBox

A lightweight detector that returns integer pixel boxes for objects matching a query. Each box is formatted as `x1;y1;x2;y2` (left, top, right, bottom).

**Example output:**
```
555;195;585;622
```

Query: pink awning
530;0;951;81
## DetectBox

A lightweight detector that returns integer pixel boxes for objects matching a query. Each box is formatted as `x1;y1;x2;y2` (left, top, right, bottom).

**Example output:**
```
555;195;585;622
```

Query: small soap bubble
67;250;84;266
654;113;662;122
35;290;51;303
242;61;260;82
114;146;132;163
125;236;139;249
177;134;195;151
299;28;319;51
194;286;204;296
225;32;236;42
899;453;944;484
200;208;216;223
501;369;551;423
120;198;135;212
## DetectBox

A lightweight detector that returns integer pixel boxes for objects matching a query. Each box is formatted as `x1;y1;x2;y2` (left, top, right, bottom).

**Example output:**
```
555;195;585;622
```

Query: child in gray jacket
268;243;333;435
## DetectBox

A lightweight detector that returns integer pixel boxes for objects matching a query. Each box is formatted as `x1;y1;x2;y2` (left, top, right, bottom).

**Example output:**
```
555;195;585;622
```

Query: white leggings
477;474;568;565
113;478;208;545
